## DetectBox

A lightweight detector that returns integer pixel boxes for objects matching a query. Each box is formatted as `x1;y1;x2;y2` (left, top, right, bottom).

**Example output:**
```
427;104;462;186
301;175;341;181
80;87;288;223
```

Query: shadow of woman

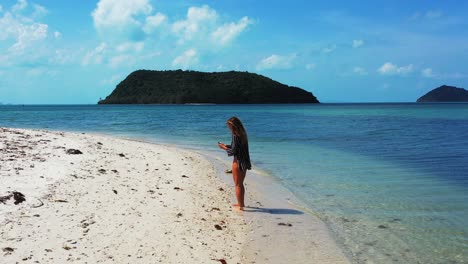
242;206;304;215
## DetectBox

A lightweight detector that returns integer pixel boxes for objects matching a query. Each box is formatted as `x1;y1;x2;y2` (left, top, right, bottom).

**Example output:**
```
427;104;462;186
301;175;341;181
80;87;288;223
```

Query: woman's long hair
227;116;248;144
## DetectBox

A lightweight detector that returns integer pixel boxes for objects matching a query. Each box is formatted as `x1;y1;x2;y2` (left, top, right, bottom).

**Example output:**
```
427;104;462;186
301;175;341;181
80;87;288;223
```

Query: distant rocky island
98;70;319;104
417;85;468;102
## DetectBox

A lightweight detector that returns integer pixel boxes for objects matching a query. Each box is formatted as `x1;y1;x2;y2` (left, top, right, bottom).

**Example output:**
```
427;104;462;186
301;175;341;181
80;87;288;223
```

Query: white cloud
353;67;368;75
322;44;336;53
0;12;48;53
101;74;123;85
92;0;153;40
445;72;467;79
90;2;252;58
378;62;414;75
421;68;434;78
352;39;364;48
109;55;135;68
411;10;443;20
172;5;218;43
425;10;442;19
82;43;107;66
54;31;61;39
12;0;28;13
143;12;167;34
420;68;467;79
211;16;252;45
0;3;54;69
256;54;296;70
0;5;3;13
305;63;316;70
172;48;198;69
48;49;71;65
115;42;144;53
32;4;48;18
9;22;48;53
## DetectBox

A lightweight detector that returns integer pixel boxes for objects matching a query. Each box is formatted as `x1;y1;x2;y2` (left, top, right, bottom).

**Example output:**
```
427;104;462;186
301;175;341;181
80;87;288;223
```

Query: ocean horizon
1;103;467;263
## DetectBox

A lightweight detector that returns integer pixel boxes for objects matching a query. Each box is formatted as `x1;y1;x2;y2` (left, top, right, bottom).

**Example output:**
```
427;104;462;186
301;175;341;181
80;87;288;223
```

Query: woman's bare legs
232;160;246;209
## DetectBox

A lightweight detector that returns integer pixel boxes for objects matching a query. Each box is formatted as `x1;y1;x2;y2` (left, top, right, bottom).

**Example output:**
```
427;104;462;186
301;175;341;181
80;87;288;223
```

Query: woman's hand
218;142;227;150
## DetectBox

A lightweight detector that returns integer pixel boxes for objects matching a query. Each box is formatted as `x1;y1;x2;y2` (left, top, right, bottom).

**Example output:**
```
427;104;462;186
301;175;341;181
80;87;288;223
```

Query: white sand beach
0;128;349;263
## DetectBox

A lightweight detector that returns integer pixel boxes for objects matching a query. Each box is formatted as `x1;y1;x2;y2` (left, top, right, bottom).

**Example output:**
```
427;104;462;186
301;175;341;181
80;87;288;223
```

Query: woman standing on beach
218;117;252;210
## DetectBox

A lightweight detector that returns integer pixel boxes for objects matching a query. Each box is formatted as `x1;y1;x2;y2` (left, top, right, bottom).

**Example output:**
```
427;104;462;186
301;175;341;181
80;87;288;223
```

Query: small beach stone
66;149;83;155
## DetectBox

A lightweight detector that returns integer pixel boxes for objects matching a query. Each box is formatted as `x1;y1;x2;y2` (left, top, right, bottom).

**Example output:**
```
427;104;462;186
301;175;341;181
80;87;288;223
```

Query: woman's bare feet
232;203;245;211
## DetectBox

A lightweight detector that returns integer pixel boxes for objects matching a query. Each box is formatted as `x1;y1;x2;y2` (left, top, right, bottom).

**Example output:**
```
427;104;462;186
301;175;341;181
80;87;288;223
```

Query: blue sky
1;0;467;103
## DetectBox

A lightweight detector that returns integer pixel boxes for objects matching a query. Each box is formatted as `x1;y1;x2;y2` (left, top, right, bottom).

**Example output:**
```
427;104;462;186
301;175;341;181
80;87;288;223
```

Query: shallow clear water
1;103;467;263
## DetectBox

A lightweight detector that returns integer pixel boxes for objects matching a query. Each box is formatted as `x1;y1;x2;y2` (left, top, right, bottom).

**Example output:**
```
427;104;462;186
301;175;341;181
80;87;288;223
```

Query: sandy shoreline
0;128;349;263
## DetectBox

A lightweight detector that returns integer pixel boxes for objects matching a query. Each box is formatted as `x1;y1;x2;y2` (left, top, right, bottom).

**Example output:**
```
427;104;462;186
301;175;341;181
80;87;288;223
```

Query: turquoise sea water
1;103;467;263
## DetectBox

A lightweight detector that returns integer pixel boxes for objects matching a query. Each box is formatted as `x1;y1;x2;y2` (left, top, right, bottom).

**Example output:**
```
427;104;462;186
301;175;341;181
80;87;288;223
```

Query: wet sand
0;128;349;263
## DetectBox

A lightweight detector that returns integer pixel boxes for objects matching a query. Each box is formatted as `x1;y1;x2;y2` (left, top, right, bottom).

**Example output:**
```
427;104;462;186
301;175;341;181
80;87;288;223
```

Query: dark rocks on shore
0;191;26;205
66;149;83;155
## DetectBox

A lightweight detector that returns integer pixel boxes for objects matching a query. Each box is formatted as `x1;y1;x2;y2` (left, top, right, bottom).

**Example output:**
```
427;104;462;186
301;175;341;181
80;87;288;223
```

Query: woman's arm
226;135;240;156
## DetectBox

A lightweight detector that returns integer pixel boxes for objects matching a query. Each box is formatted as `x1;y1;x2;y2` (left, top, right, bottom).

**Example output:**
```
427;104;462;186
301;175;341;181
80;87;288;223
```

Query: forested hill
98;70;319;104
417;85;468;102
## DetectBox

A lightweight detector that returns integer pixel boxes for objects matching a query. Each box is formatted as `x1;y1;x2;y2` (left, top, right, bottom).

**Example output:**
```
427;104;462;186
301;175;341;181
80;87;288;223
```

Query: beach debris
214;224;223;230
13;191;26;204
174;187;183;191
0;191;26;205
182;175;189;178
97;142;103;145
211;259;227;264
54;199;68;203
81;218;96;229
63;245;72;250
278;222;293;227
31;199;44;208
378;224;388;229
0;194;11;204
66;149;83;154
111;169;118;173
218;187;224;191
211;207;220;211
225;169;232;174
118;153;125;157
113;190;118;194
98;169;107;174
176;213;183;218
2;247;14;253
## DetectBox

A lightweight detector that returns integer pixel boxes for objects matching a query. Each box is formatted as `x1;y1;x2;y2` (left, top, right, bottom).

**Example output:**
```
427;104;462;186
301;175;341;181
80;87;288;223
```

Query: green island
417;85;468;102
98;70;319;104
